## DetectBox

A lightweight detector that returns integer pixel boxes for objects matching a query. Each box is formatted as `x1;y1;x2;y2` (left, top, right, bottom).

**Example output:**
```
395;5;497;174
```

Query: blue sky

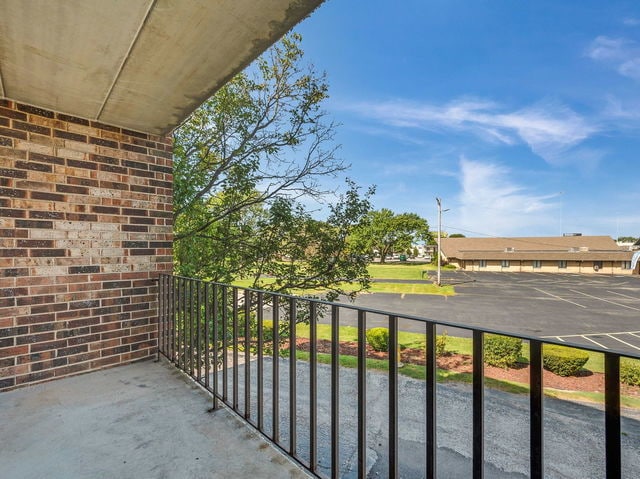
294;0;640;238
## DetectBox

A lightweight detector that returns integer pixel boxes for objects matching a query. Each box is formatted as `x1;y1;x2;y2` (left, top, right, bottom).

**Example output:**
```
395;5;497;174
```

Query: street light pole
436;197;449;287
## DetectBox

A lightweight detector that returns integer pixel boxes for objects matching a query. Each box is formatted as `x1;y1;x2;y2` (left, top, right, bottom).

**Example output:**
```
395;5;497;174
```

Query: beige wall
455;259;637;275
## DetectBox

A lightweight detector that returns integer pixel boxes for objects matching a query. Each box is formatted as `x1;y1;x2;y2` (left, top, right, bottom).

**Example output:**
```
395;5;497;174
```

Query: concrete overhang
0;0;323;135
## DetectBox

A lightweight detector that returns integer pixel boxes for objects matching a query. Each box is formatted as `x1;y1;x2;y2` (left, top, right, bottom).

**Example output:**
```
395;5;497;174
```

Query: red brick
1;102;172;391
0;345;29;358
30;339;67;353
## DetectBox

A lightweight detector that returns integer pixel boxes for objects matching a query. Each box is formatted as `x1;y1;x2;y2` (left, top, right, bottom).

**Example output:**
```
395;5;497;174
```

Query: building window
622;261;632;270
501;260;510;268
533;260;541;269
558;260;567;269
479;260;487;268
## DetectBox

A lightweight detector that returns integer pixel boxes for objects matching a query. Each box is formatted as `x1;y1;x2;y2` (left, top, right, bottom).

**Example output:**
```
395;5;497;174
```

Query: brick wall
0;100;173;391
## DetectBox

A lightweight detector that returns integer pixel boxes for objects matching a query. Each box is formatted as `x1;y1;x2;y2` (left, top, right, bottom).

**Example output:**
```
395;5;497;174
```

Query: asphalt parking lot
331;271;640;356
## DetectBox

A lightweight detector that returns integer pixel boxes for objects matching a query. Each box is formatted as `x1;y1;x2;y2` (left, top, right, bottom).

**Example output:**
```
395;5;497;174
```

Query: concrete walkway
0;359;311;479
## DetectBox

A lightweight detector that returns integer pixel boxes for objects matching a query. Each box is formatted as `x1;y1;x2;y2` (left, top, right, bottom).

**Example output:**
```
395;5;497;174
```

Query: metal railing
157;274;638;478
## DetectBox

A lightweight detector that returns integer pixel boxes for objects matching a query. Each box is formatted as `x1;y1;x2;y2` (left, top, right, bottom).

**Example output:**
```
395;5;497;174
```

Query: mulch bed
288;338;640;398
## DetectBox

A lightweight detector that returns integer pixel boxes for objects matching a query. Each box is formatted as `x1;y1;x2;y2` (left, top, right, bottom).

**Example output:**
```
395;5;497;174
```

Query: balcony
0;357;312;479
155;275;640;478
3;274;639;478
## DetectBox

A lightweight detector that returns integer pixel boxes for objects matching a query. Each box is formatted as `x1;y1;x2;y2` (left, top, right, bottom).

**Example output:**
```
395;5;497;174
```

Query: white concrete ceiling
0;0;323;134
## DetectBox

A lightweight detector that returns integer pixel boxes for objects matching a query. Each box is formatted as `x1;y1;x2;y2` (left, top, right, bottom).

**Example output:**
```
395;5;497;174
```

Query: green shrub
484;334;523;369
436;330;448;356
366;327;389;352
261;319;275;342
621;358;640;387
543;345;589;376
249;318;275;342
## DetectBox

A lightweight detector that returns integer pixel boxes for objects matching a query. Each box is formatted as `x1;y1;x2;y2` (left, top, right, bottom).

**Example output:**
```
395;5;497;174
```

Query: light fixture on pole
436;197;449;287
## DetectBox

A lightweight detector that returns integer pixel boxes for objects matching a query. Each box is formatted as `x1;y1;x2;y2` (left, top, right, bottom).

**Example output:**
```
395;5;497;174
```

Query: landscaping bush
366;327;389;352
621;358;640;387
261;319;275;343
436;330;448;356
484;334;523;369
543;344;589;376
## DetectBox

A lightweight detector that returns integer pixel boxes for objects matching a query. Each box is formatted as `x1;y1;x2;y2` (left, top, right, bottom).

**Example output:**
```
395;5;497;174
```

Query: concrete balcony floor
0;359;311;479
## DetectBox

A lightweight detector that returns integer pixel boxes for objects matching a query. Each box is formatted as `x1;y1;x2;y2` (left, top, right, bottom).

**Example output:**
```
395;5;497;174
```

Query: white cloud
496;102;595;162
586;35;640;81
454;158;560;236
586;36;630;61
623;17;640;27
618;58;640;80
347;98;597;165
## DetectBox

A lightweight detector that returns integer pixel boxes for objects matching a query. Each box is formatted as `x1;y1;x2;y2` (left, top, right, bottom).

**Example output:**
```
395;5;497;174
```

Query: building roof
0;0;323;135
440;236;633;261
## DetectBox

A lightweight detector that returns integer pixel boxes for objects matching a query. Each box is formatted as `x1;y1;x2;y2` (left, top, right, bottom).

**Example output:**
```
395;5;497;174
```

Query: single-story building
440;235;639;275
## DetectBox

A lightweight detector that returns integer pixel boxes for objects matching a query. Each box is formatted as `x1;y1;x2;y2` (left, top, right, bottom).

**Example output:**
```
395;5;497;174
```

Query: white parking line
555;337;566;342
607;334;640;352
533;288;587;308
543;330;640;338
581;335;608;349
569;289;640;312
607;290;640;301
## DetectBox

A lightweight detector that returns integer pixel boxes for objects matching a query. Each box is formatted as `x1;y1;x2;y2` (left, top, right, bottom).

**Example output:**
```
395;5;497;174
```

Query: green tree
351;209;431;263
449;233;466;238
173;33;345;245
173;33;374;300
246;181;374;301
618;236;638;243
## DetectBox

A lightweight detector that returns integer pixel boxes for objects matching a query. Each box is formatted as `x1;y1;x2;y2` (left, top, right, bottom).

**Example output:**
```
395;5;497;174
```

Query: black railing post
204;282;210;391
389;315;399;479
232;287;239;411
272;295;280;443
331;304;340;479
196;280;202;383
222;286;228;404
189;278;194;377
257;291;264;430
244;290;251;420
211;283;219;411
605;353;621;479
171;275;176;364
156;275;162;361
530;339;543;479
425;322;437;478
309;301;318;473
180;277;186;371
289;297;297;457
357;309;367;479
162;275;168;358
473;330;484;479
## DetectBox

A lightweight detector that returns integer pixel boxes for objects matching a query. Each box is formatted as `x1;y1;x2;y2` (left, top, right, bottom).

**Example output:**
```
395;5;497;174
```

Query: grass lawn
291;345;640;409
367;262;456;280
367;263;432;280
231;263;456;295
355;282;454;295
297;324;640;409
230;278;277;289
296;323;428;349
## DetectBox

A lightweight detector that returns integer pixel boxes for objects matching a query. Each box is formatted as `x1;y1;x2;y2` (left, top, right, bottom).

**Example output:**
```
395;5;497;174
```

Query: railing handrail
157;273;637;479
162;273;640;360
